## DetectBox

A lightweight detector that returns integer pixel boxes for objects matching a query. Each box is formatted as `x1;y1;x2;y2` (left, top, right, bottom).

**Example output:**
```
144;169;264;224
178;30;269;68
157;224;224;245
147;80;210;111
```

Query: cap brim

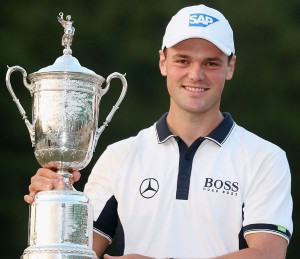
162;35;233;56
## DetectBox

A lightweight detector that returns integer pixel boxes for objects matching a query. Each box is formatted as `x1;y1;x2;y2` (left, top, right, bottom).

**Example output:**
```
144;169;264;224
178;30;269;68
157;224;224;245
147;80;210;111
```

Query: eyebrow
205;57;224;63
171;54;190;59
171;54;224;63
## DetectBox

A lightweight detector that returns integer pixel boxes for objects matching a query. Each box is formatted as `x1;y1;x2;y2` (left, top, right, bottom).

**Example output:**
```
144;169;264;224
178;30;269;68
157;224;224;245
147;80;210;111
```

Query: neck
166;109;224;147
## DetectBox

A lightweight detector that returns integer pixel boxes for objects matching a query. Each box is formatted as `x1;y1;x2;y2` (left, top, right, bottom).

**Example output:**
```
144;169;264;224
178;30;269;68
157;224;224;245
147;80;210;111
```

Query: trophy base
21;244;98;259
22;190;98;259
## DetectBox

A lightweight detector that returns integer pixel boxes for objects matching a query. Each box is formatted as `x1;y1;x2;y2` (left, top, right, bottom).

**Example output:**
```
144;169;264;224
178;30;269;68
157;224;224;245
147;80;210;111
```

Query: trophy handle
5;65;35;146
93;72;127;151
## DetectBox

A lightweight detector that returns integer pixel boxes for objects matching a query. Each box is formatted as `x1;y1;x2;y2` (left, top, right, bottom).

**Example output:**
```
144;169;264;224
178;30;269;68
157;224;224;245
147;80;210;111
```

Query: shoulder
227;123;290;175
90;123;157;180
231;123;286;156
105;123;157;158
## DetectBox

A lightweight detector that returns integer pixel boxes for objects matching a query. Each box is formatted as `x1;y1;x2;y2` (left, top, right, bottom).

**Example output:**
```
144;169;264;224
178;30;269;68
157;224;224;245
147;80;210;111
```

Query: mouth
184;86;209;92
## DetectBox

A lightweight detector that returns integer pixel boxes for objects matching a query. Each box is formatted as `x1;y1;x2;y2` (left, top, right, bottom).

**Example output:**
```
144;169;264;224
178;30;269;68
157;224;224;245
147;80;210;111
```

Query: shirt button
185;154;190;160
181;174;187;180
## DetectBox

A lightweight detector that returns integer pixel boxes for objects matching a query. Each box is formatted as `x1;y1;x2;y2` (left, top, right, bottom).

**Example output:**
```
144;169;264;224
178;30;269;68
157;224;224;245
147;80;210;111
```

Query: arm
93;232;110;258
215;232;287;259
101;233;287;259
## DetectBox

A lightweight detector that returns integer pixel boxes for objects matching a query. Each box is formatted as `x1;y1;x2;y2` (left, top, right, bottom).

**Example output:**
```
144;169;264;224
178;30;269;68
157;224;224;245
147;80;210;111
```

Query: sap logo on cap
189;13;219;27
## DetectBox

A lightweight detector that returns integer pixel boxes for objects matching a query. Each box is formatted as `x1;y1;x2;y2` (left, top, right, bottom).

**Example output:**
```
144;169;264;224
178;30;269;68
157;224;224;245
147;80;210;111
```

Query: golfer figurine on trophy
6;13;127;259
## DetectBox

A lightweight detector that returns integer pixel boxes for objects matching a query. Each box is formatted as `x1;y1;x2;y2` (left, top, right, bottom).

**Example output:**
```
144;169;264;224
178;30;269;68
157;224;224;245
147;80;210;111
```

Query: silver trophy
6;13;127;259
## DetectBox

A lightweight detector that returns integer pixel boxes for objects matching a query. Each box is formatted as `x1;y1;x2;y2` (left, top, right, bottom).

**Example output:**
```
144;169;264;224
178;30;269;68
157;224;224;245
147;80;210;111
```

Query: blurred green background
0;0;299;258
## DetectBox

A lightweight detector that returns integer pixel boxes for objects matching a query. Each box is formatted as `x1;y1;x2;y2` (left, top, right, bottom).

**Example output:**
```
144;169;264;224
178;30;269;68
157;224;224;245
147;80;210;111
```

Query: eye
205;61;220;69
175;59;190;66
206;61;218;66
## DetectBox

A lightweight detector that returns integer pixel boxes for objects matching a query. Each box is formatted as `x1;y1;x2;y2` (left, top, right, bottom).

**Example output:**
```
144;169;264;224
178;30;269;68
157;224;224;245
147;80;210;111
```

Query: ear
159;50;167;76
226;55;236;80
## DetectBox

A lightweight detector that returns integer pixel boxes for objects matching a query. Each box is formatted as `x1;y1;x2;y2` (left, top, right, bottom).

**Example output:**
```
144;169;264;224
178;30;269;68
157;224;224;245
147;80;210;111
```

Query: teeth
185;86;206;92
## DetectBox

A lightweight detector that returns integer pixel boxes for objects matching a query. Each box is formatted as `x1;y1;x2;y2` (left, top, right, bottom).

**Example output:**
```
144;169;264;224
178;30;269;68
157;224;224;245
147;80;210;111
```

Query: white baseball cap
162;4;235;55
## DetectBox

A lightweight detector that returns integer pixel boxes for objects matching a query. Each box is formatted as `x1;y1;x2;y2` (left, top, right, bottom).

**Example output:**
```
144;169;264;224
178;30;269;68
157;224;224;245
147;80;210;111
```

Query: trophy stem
57;170;73;190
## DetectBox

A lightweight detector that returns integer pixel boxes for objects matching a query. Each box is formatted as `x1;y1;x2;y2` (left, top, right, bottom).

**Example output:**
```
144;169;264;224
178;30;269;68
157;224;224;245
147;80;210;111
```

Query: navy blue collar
155;112;235;146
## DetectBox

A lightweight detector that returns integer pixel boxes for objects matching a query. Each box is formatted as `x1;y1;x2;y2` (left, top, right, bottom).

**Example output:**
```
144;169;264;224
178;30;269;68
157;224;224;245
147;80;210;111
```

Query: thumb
103;254;119;259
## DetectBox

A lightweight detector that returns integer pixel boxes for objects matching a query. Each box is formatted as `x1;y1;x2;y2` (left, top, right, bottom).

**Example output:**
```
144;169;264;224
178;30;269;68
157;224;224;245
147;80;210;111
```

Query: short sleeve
242;149;293;242
84;147;118;242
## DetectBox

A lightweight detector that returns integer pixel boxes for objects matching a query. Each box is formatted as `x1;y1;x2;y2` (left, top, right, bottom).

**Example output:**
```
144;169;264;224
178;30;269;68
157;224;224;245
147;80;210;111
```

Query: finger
31;174;63;186
30;167;65;191
24;194;34;204
37;167;63;179
71;170;81;183
28;178;64;194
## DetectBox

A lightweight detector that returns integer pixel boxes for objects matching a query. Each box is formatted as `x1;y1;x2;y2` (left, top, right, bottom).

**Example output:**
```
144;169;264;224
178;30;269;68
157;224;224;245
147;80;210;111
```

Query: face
159;38;236;116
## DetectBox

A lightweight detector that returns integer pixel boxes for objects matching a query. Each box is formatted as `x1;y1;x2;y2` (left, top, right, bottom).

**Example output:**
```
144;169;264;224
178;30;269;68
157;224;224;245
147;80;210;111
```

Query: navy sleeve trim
243;223;291;242
93;195;118;241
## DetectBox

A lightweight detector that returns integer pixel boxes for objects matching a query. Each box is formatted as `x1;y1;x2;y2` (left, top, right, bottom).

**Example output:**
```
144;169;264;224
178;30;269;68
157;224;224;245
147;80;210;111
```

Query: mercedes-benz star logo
139;178;159;199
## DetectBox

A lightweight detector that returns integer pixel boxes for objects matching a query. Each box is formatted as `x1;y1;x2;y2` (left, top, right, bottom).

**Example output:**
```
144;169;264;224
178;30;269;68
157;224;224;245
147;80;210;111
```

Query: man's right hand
24;168;81;204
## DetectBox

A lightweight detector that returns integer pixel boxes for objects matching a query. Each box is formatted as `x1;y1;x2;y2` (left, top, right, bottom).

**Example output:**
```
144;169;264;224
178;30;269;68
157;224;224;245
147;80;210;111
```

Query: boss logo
203;177;239;196
189;13;219;27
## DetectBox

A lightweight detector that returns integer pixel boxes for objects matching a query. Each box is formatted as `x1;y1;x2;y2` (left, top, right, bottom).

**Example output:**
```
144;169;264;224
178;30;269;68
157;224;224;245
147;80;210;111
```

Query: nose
188;63;204;81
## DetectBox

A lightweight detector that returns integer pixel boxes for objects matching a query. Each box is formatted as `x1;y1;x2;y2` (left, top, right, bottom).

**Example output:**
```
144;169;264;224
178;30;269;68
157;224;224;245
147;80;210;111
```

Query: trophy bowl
31;71;104;175
6;13;127;259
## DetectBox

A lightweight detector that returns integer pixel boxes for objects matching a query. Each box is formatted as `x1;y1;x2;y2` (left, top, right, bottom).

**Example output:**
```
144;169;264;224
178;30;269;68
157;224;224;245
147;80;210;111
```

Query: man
25;4;293;259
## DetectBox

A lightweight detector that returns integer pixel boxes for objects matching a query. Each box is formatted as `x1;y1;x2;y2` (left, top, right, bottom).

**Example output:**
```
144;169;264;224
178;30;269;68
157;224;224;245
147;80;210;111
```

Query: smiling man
26;4;293;259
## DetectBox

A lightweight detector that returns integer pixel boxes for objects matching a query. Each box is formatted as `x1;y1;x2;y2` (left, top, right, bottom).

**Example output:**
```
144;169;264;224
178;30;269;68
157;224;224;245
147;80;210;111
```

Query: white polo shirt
84;113;293;258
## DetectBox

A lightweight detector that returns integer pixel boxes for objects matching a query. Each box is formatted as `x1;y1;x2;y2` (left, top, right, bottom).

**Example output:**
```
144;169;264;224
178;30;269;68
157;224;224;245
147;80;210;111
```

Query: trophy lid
37;54;96;74
36;12;96;75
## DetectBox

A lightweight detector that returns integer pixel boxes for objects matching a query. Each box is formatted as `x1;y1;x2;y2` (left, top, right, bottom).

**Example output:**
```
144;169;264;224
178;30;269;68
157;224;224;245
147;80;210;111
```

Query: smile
184;86;208;92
